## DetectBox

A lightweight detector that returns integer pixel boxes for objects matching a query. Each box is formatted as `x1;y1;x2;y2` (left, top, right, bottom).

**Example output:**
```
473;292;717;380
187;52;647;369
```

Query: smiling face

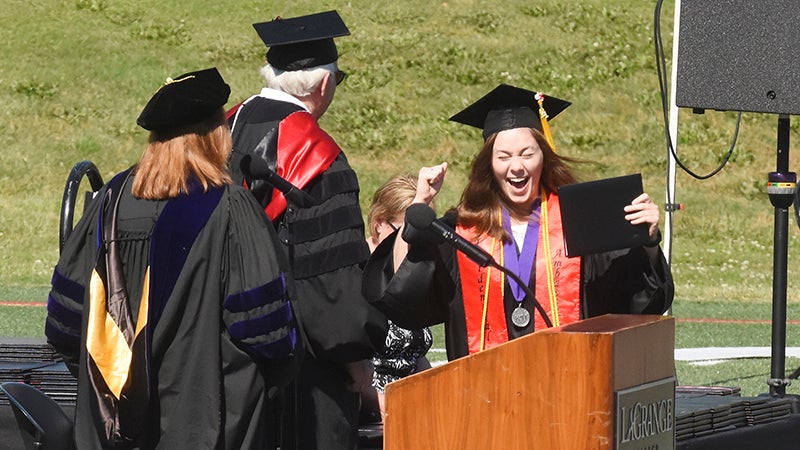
491;127;543;218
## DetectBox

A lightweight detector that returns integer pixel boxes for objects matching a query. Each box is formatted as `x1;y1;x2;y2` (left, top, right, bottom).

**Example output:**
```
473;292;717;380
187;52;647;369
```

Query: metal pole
664;0;681;266
767;115;794;397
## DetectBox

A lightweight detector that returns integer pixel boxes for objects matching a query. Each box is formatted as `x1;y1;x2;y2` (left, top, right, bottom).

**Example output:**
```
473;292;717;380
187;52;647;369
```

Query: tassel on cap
535;92;556;152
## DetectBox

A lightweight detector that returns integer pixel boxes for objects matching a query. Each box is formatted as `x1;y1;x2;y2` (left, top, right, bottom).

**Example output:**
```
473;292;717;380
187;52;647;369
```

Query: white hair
259;62;338;98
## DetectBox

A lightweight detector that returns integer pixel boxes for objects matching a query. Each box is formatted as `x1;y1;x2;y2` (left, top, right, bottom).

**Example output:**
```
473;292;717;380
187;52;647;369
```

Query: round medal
511;306;531;328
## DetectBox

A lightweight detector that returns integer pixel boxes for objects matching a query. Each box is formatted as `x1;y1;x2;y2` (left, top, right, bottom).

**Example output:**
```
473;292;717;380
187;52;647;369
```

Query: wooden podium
382;314;675;449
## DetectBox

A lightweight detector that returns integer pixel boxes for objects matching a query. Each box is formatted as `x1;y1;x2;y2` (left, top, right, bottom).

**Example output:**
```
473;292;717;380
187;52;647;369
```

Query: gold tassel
535;93;556;153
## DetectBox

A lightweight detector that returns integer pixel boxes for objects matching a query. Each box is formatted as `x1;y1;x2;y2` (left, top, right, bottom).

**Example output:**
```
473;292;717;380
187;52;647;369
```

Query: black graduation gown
363;214;674;361
229;92;386;362
46;176;295;449
229;92;387;450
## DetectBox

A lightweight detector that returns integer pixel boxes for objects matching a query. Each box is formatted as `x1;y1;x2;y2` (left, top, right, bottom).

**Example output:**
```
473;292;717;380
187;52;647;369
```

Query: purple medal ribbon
501;201;541;304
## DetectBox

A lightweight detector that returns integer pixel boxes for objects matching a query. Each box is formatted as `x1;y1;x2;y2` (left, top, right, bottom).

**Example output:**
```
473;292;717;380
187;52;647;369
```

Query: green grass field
3;0;800;398
4;294;800;397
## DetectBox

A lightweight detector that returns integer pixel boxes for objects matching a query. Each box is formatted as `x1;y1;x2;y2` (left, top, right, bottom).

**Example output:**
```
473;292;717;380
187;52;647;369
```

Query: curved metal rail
59;160;104;253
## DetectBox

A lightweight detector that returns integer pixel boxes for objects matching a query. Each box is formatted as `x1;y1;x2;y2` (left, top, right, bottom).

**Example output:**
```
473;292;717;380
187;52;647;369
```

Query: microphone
405;203;553;328
241;155;314;207
406;203;494;267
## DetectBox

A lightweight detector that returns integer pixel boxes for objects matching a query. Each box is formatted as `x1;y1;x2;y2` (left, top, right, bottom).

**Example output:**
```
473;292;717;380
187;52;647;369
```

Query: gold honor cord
86;267;150;399
539;189;560;327
479;237;498;352
535;92;559;320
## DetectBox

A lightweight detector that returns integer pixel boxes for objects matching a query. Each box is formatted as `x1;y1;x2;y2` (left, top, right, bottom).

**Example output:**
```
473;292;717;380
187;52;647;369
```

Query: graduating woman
363;84;674;361
46;68;298;449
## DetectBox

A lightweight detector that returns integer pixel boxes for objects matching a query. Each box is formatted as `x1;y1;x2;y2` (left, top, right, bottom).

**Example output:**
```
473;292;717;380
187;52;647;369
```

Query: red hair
132;109;232;199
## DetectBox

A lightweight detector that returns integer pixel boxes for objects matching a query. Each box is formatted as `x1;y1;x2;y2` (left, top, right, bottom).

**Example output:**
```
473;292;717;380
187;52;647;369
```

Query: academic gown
46;173;296;449
228;90;387;450
362;212;675;361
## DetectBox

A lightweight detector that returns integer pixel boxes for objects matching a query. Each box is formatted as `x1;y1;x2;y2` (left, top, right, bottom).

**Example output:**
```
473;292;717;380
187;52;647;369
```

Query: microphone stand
488;260;554;329
766;115;796;398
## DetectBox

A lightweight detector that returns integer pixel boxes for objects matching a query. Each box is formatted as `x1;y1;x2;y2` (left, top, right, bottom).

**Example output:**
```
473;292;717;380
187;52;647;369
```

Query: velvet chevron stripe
225;274;297;359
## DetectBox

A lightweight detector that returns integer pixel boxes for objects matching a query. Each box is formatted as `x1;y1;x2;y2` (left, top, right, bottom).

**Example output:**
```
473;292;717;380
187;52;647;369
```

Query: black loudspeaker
676;0;800;115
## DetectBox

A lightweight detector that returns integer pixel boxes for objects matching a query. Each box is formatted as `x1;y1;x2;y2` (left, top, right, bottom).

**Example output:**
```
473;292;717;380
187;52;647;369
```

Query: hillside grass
3;0;800;397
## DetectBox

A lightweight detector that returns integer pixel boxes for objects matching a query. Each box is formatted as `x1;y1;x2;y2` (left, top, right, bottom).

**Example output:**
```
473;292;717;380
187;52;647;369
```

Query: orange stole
456;230;505;354
536;193;582;328
457;193;582;354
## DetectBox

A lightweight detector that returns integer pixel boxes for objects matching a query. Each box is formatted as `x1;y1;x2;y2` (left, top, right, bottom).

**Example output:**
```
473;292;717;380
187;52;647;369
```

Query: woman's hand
624;192;661;242
413;162;448;205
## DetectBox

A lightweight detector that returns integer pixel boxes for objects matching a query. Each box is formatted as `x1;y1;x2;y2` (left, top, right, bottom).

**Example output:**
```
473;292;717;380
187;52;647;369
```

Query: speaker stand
766;114;796;397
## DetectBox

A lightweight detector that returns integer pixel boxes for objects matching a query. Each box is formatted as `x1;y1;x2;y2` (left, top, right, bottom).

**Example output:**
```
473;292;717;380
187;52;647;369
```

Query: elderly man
227;10;387;450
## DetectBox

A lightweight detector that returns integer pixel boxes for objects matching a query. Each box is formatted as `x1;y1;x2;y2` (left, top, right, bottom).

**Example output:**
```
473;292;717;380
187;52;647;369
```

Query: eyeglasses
334;69;347;86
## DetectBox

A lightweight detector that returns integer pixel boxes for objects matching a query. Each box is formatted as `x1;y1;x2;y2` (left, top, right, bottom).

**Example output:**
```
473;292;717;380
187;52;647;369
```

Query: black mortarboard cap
449;84;571;141
253;10;350;71
137;67;230;131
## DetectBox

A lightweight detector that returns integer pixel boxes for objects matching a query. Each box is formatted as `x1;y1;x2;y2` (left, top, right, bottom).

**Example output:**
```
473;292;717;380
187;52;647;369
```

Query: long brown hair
132;109;232;199
457;128;578;240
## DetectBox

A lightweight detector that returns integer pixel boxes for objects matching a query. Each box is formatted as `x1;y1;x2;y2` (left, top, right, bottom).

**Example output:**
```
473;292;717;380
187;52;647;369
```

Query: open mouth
508;177;529;190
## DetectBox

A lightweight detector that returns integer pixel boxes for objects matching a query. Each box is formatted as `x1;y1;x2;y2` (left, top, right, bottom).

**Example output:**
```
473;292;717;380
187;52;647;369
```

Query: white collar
230;88;311;132
256;88;309;112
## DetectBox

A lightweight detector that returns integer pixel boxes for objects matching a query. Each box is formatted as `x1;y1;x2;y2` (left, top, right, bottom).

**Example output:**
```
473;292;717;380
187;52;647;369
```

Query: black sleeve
45;184;107;376
362;221;452;330
280;155;388;363
581;246;674;318
221;187;298;361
